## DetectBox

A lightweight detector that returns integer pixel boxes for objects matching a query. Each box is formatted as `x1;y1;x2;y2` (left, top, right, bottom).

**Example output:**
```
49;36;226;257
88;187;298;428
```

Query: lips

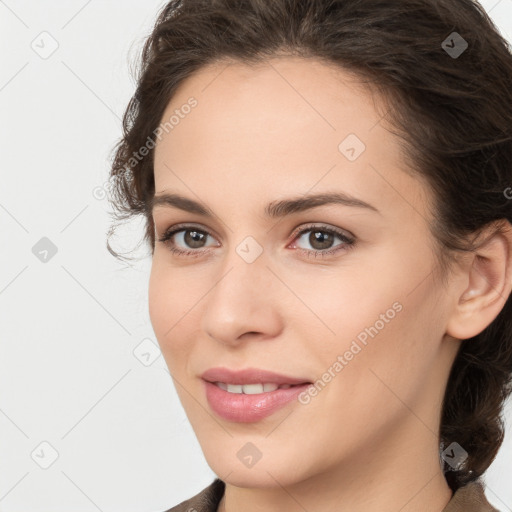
200;367;313;422
203;380;312;422
200;366;311;387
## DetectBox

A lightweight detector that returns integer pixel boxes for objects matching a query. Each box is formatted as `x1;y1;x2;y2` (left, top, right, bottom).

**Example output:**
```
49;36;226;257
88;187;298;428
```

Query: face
149;57;460;488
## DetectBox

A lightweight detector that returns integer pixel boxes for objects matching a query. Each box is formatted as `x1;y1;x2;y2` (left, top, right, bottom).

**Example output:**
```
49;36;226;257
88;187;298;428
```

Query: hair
107;0;512;493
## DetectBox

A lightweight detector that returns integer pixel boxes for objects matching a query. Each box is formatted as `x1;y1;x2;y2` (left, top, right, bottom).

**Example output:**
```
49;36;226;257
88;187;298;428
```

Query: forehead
155;56;387;153
152;56;431;222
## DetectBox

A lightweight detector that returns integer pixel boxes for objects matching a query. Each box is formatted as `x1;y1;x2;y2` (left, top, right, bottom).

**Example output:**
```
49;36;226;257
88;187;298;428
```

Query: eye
290;223;355;258
157;223;356;259
157;224;218;258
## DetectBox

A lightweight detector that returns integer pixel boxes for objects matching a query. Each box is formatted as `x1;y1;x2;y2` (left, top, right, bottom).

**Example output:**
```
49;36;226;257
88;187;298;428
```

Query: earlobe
446;222;512;341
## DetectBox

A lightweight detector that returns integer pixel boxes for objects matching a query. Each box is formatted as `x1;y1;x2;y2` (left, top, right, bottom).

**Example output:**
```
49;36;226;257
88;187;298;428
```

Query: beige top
165;478;501;512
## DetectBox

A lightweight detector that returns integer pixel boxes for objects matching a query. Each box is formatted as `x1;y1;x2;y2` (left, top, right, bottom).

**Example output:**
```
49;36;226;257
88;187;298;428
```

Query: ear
446;220;512;340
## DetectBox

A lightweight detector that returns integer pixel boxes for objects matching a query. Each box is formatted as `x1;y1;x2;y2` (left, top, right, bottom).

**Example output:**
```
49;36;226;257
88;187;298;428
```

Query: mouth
208;381;310;394
200;367;313;422
200;366;312;389
202;379;313;423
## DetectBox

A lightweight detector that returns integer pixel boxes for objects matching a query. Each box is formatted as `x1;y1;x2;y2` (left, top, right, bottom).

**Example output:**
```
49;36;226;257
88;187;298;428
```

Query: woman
107;0;512;510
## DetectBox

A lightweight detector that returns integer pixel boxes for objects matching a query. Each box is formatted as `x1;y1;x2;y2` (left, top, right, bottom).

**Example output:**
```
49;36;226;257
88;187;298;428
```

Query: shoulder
163;478;225;512
443;479;501;512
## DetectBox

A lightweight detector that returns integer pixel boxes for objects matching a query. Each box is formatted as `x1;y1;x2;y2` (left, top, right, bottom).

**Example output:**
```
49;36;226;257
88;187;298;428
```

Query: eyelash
157;223;356;259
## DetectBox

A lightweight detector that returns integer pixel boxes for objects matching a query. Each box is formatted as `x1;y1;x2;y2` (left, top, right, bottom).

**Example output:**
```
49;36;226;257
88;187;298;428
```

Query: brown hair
107;0;512;492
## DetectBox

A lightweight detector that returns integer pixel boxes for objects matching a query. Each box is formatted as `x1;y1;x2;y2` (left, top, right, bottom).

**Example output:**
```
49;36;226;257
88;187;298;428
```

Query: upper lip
201;367;311;386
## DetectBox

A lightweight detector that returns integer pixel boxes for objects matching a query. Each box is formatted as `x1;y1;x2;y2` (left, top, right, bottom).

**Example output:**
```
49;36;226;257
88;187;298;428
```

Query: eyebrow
149;191;380;218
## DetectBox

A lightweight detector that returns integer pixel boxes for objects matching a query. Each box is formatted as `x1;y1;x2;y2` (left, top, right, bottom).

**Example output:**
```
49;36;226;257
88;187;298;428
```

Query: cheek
304;249;439;404
299;302;432;468
318;279;442;431
148;261;189;360
147;263;168;338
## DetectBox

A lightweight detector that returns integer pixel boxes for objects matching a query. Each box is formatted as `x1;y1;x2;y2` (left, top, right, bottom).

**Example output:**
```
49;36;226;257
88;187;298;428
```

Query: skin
148;56;512;512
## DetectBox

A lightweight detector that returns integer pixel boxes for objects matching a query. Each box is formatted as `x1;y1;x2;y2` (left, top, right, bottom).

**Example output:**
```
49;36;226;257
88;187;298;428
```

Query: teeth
227;383;244;393
215;382;289;394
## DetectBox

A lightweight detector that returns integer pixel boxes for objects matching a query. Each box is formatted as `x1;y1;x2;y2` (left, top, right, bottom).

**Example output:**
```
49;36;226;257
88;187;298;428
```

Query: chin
205;450;311;489
215;468;296;489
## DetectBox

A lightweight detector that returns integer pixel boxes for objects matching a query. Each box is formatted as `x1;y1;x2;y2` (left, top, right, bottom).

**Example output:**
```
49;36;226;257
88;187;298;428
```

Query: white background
1;1;511;511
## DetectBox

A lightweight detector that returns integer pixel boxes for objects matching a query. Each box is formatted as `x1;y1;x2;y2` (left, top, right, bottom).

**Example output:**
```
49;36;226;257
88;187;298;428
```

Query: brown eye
305;230;336;250
291;224;356;258
158;225;218;257
181;229;208;249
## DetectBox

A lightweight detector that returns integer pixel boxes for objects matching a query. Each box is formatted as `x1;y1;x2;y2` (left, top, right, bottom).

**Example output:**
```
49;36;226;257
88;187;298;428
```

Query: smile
214;382;301;393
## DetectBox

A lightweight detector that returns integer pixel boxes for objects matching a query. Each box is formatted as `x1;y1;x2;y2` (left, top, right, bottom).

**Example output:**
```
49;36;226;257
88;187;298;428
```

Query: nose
201;245;283;347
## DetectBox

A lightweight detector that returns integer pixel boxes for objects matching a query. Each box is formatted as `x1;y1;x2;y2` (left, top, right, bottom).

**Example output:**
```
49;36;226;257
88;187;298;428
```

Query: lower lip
203;380;311;423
